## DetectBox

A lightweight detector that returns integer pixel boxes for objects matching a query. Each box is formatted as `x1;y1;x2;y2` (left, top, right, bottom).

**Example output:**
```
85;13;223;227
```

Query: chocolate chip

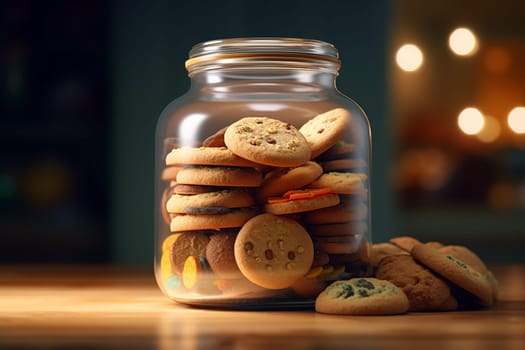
288;251;296;260
355;279;375;290
358;289;369;297
336;284;354;299
266;137;276;144
285;123;291;130
317;128;325;134
265;249;274;260
244;242;254;252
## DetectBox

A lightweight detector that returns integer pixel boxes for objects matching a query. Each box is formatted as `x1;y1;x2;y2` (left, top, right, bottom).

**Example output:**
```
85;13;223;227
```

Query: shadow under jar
155;38;373;309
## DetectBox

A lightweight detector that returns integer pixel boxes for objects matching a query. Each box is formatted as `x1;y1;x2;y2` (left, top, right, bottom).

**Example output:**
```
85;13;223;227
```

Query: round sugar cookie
411;243;493;307
176;166;262;187
319;141;356;160
315;278;409;315
170;208;258;232
308;172;367;194
234;213;314;290
299;108;351;159
224;117;311;167
256;161;323;202
166;189;254;214
166;146;258;167
264;193;340;215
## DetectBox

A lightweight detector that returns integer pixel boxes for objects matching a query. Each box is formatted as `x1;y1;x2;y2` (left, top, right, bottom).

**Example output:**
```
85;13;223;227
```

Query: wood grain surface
0;264;524;349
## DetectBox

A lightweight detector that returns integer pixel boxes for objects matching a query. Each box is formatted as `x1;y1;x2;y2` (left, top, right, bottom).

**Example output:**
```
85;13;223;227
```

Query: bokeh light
448;27;478;56
458;107;485;135
396;44;424;72
507;106;525;133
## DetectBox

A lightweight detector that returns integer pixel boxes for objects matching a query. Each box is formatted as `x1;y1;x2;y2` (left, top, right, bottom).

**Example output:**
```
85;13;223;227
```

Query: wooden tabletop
1;264;524;349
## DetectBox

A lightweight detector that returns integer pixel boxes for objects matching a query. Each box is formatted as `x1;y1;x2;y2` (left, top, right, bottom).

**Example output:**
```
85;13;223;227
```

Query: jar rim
185;37;341;74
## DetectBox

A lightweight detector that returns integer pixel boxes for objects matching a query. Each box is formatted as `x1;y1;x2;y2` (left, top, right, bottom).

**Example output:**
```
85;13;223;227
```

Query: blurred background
1;0;523;267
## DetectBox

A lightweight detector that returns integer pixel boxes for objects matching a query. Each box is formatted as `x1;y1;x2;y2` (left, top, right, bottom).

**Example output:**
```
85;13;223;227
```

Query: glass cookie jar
155;38;373;309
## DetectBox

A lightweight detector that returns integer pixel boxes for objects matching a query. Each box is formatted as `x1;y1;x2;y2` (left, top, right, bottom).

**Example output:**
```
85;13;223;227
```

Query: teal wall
110;0;392;265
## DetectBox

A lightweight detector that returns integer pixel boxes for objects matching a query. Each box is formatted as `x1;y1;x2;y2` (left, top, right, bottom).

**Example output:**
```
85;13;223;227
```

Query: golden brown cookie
166;146;258;167
176;166;262;187
315;278;409;315
308;221;368;236
376;255;455;311
202;126;227;147
170;208;258;232
206;231;243;279
411;244;493;307
166;189;254;214
308;172;367;194
303;202;368;224
264;193;340;215
224;117;311;167
299;108;351;159
370;242;409;267
234;213;314;289
321;158;367;172
389;236;423;253
438;245;488;274
256;161;323;203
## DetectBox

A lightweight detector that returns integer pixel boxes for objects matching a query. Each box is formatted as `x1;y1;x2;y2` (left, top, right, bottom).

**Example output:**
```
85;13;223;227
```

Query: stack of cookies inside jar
158;108;371;302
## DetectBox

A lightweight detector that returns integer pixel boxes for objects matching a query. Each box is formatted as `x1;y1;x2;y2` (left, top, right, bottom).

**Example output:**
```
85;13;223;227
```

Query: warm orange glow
476;115;500;143
449;27;478;56
396;44;423;72
458;107;485;135
508;106;525;133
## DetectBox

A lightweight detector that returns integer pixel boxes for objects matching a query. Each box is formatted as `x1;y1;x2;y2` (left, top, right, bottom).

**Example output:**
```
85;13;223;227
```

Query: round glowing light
396;44;424;72
508;106;525;134
458;107;485;135
476;115;500;143
449;27;478;56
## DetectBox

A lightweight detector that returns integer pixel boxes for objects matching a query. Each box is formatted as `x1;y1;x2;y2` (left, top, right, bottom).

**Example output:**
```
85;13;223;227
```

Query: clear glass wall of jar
155;38;372;309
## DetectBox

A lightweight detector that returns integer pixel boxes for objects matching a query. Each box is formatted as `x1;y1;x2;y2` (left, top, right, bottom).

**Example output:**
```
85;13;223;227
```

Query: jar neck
189;68;338;93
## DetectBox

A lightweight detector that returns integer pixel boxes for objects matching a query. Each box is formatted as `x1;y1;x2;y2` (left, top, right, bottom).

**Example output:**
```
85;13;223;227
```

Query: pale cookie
370;242;409;267
315;278;409;315
234;213;314;290
170;208;258;232
376;255;455;311
161;166;182;181
166;146;258;167
256;161;323;202
224;117;311;167
176;166;262;187
264;193;340;215
166;189;254;214
411;243;493;307
299;108;351;159
308;172;367;194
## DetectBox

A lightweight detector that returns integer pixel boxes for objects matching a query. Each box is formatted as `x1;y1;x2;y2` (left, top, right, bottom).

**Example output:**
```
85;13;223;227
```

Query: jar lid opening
185;37;341;74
